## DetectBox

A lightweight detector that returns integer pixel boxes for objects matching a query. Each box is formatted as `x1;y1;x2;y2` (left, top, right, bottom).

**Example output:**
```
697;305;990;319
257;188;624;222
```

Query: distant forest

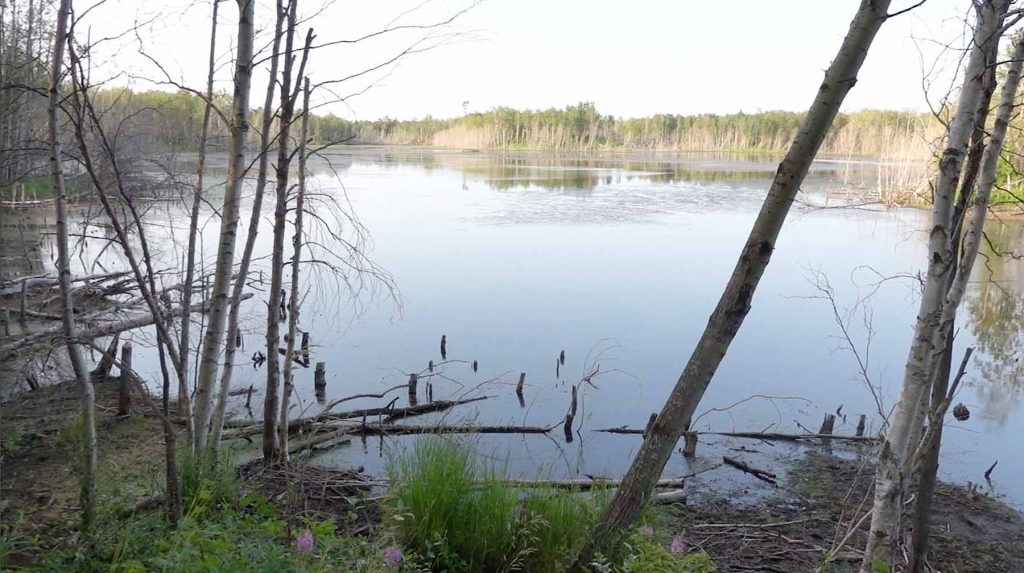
55;90;946;158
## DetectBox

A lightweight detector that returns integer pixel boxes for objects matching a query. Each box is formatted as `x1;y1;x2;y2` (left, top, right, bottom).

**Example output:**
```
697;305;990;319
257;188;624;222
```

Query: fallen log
285;421;550;456
224;395;491;434
594;426;877;443
1;293;253;358
0;270;131;296
651;490;687;505
497;477;684;490
723;456;777;484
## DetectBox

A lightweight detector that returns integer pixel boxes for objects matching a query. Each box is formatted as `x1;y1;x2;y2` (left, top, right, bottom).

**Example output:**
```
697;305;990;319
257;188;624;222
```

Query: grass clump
385;437;716;573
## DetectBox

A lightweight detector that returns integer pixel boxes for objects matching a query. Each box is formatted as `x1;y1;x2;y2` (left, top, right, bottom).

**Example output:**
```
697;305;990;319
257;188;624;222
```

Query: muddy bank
2;378;1023;572
668;451;1024;572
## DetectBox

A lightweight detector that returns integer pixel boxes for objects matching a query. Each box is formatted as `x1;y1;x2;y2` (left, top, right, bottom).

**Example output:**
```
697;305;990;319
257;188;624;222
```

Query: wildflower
639;526;654;536
669;536;685;554
384;545;403;568
296;530;315;554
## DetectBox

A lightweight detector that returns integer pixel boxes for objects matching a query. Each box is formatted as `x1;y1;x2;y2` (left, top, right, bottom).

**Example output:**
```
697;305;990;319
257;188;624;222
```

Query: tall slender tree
860;3;1012;570
868;24;1024;573
178;0;221;450
208;0;286;451
278;76;310;459
263;0;312;462
569;1;893;568
192;0;255;452
47;0;96;540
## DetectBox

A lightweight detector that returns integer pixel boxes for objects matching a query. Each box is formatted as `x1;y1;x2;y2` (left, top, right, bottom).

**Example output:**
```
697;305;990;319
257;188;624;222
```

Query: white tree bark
178;0;219;451
192;0;255;452
208;2;286;452
48;0;96;537
861;2;1011;570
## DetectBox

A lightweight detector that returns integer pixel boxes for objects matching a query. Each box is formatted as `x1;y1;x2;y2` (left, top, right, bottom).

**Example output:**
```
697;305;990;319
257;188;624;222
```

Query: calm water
4;147;1022;506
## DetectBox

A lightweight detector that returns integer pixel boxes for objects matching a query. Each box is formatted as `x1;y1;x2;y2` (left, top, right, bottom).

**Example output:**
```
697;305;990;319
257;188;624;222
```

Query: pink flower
669;536;685;554
639;526;654;536
383;545;403;568
296;530;315;554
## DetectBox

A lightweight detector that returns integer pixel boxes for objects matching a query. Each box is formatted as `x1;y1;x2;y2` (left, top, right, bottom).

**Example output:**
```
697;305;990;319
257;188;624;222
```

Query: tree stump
118;342;133;416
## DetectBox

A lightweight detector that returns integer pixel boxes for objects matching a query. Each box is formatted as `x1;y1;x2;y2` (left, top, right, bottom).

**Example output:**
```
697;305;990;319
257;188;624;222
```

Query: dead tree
264;0;312;462
208;0;287;452
569;1;894;568
192;0;255;452
278;77;311;459
177;0;220;451
48;0;96;539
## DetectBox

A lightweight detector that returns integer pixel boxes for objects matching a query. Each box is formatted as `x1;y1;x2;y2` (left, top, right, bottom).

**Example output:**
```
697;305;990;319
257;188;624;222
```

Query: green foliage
385;438;716;573
870;559;892;573
385;438;521;572
321;104;935;158
0;176;54;201
27;487;391;573
177;450;238;516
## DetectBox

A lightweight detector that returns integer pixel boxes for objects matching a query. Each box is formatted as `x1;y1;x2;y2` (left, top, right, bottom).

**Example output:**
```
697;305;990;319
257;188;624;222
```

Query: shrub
385;437;714;573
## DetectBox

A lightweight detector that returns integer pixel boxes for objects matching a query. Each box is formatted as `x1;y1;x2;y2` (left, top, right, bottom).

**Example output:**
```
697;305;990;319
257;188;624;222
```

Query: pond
3;146;1022;507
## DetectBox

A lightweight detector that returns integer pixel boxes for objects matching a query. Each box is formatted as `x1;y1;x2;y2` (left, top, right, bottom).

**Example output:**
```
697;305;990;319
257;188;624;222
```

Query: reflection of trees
453;155;845;193
964;220;1024;425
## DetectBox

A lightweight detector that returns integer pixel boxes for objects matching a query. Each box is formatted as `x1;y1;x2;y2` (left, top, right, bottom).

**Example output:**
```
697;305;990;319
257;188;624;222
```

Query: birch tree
47;0;96;539
208;0;286;451
569;1;894;567
278;77;310;460
177;0;221;450
192;0;255;452
860;3;1013;569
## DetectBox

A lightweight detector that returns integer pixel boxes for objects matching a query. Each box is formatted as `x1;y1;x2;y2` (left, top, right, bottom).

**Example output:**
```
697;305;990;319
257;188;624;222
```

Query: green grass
0;176;55;201
16;471;392;573
385;437;716;573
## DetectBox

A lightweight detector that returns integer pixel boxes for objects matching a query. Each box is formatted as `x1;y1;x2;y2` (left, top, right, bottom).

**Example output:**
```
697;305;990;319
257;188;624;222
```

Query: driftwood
318;422;551;438
651;490;687;505
723;456;777;484
0;270;131;296
286;422;550;457
225;395;490;434
498;477;685;490
1;292;253;357
595;426;877;443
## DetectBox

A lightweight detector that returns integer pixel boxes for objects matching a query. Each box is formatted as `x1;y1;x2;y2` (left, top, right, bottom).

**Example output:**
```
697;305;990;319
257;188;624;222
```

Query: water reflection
966;221;1024;425
2;147;1022;505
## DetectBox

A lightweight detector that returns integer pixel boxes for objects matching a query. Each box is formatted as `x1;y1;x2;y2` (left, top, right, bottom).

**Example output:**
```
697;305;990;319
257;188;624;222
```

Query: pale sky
78;0;979;121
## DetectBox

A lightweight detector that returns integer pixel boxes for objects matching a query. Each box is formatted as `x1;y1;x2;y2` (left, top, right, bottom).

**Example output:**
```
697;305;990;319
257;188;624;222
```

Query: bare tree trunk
208;0;285;452
569;2;892;568
263;1;312;463
64;13;191;527
192;0;255;452
861;5;1011;570
48;0;96;540
263;0;299;462
278;77;310;460
178;0;220;451
905;48;997;466
906;54;998;570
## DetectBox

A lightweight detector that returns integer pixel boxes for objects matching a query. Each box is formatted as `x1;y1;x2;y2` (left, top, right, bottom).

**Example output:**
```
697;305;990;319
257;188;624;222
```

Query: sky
77;0;980;121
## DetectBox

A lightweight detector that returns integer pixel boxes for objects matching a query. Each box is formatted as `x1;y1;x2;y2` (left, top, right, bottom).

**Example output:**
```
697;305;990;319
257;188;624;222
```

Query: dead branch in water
1;293;254;358
595;426;877;443
223;395;491;435
723;456;777;484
